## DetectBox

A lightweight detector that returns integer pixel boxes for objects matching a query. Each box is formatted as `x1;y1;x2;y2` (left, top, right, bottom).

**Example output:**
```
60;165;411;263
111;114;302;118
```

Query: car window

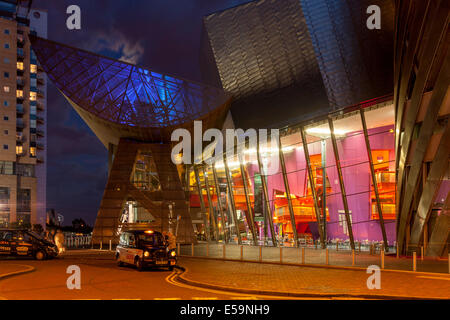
1;231;13;241
128;234;136;247
137;233;164;246
16;232;31;242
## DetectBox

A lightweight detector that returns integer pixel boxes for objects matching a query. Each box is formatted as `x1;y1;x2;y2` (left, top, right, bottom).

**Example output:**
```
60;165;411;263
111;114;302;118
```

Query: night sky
33;0;251;227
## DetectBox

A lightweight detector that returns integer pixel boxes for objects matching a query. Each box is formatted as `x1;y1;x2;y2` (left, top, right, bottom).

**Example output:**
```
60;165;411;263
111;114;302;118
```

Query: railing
177;242;450;274
64;234;92;248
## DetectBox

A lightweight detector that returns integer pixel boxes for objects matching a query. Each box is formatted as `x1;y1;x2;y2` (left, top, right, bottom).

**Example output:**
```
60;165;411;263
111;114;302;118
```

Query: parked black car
0;229;58;260
116;230;177;271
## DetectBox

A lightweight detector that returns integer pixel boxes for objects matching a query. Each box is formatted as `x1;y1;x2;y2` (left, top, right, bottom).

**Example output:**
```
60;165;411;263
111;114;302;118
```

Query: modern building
393;0;449;256
0;0;47;229
30;0;448;256
30;36;232;244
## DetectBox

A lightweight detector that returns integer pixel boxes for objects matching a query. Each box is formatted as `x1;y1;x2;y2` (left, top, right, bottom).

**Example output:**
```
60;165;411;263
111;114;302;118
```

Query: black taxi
116;230;177;271
0;229;58;260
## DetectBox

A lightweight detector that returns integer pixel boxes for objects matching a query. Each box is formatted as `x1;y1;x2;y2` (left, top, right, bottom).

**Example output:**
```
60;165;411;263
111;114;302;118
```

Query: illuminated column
194;165;210;242
256;139;277;247
128;202;134;223
212;165;228;243
277;134;299;247
238;150;258;246
328;117;355;250
223;155;242;245
300;127;325;248
360;109;388;251
202;166;219;242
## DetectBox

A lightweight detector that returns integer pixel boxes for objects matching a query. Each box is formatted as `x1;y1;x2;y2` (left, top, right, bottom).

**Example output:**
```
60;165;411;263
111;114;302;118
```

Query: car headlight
144;251;150;257
170;251;176;257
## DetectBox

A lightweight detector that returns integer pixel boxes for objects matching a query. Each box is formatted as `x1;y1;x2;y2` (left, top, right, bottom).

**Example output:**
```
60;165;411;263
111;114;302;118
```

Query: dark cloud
32;0;250;226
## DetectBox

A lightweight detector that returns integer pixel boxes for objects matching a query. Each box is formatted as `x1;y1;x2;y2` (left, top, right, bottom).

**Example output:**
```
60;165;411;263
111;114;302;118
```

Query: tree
32;224;44;235
71;218;93;234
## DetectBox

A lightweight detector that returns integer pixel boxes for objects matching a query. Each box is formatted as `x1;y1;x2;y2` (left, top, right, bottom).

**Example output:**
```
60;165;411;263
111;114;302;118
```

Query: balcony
37;89;44;98
17;48;25;61
16;119;25;130
36;130;44;137
16;133;25;143
37;157;44;164
36;116;44;124
37;76;45;86
17;77;25;89
36;143;44;150
36;101;44;111
17;36;25;48
16;104;24;116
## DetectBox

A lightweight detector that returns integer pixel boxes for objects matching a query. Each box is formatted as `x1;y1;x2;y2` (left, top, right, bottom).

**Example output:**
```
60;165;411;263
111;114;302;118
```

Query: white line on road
416;276;450;281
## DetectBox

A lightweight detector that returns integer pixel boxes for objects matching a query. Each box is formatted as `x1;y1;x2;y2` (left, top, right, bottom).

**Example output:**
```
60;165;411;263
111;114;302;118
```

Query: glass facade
189;102;396;248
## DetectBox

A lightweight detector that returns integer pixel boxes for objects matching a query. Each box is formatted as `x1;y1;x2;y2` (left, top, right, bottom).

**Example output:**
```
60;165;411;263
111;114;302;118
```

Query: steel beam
328;117;355;250
395;2;448;229
223;155;242;244
397;53;450;253
256;139;277;247
360;109;388;251
202;166;220;242
426;194;450;257
212;165;228;243
409;121;450;250
277;135;299;247
238;151;258;246
300;127;325;247
193;165;210;242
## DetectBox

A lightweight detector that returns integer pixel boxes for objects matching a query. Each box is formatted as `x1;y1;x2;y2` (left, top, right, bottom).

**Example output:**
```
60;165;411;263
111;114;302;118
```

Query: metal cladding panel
203;0;324;102
300;0;394;109
29;36;230;129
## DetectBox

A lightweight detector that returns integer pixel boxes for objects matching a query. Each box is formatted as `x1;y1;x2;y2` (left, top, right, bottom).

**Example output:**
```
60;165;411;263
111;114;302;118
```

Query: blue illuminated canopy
30;36;230;128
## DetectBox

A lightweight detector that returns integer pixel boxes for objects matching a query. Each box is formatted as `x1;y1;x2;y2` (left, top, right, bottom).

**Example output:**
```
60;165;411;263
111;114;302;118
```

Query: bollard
396;243;399;258
302;247;305;264
381;250;385;269
100;241;102;250
358;242;361;252
280;247;283;263
206;243;209;257
421;246;424;261
191;243;194;256
448;254;450;274
336;240;339;251
413;252;417;272
177;243;180;256
314;240;317;250
223;244;226;259
259;246;262;262
325;248;329;265
240;245;243;261
109;240;112;251
352;249;355;266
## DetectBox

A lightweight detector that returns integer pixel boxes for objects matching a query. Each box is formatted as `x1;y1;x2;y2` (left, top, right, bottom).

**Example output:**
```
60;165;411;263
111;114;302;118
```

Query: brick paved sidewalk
179;243;449;274
177;257;450;299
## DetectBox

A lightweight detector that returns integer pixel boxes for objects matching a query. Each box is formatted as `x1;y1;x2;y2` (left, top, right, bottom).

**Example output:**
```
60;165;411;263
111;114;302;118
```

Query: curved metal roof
30;36;230;129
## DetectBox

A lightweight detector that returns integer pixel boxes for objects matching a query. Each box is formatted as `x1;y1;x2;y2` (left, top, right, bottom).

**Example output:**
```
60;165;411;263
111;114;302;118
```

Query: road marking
231;296;258;300
416;276;450;281
0;264;35;280
192;297;218;300
112;298;142;300
166;268;304;300
154;297;181;300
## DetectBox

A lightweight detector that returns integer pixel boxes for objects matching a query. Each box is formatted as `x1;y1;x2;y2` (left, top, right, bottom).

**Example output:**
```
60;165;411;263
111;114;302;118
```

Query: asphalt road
0;251;272;300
